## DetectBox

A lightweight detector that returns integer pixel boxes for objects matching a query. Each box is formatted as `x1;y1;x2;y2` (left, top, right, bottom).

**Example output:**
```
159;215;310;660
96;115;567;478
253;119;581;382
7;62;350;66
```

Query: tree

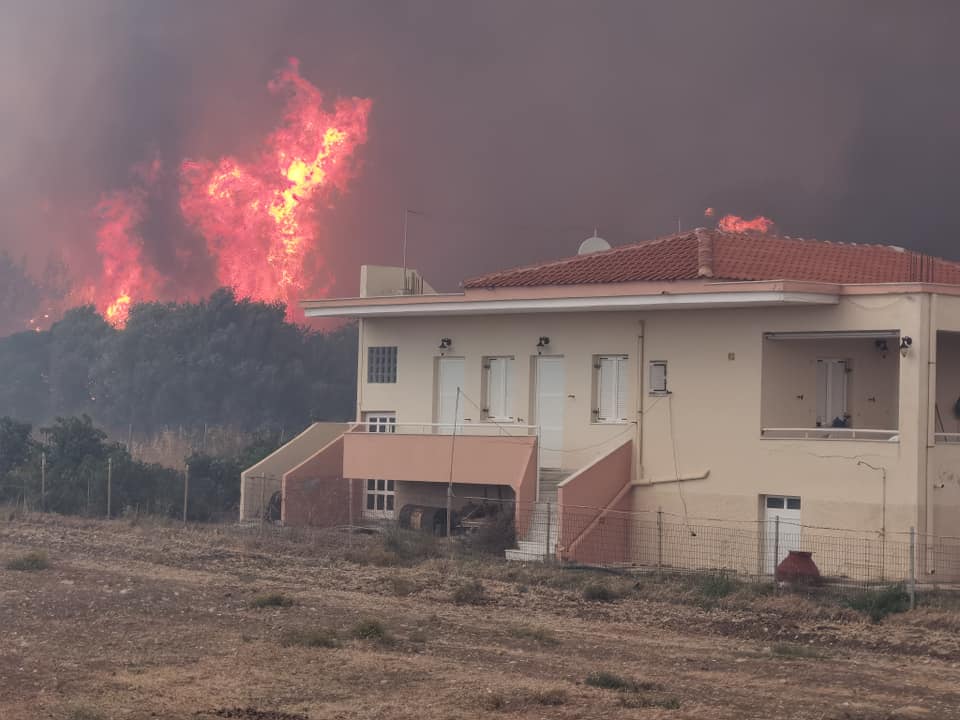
0;417;33;479
0;251;41;336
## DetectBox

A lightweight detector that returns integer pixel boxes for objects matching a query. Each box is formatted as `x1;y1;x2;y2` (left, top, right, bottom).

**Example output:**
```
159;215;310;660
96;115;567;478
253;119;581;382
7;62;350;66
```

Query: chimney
696;227;714;278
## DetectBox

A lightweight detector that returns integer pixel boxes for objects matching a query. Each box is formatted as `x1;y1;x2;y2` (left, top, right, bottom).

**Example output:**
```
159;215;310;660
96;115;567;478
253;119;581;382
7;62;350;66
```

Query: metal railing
761;427;899;441
351;422;538;437
934;432;960;444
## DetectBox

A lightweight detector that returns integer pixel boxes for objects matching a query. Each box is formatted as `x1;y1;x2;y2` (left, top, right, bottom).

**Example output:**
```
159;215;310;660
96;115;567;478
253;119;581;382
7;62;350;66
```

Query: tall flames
90;58;371;327
95;155;162;327
716;213;774;234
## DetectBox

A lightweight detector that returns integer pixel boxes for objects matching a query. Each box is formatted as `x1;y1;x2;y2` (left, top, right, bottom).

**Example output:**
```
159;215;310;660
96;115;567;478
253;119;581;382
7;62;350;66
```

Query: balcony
761;330;900;442
342;423;539;503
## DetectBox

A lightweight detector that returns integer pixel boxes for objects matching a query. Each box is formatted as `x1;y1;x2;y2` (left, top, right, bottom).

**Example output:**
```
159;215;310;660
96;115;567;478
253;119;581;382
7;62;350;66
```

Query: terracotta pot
775;550;822;584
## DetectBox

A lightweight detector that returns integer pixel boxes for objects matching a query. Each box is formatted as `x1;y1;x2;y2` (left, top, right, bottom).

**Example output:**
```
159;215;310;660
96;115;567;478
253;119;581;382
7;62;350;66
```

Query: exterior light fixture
438;337;452;350
536;336;550;349
899;336;913;356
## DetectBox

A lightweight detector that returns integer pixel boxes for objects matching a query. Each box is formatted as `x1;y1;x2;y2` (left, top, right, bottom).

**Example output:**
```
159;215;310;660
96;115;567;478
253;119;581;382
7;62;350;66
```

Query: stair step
505;548;548;562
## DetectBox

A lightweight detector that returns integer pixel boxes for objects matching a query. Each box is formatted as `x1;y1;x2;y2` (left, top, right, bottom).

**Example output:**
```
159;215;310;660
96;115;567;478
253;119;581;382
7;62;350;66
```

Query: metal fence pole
545;501;552;563
40;452;46;512
773;516;780;591
657;509;663;576
182;465;189;525
106;457;112;519
909;526;916;610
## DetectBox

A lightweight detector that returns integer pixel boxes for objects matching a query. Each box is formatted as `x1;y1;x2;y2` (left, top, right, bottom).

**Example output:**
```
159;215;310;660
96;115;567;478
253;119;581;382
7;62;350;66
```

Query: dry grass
451;579;487;605
249;592;294;609
280;628;340;648
507;624;560;645
480;687;568;711
5;550;49;571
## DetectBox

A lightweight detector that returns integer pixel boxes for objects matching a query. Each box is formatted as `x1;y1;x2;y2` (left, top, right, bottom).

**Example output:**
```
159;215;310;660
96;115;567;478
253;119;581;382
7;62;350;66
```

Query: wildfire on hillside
88;58;371;328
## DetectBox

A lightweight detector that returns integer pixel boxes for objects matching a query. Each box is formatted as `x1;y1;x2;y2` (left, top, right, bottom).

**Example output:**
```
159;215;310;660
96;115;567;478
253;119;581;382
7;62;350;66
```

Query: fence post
545;500;552;563
909;526;916;610
657;509;663;576
773;515;780;591
106;457;112;519
348;477;353;549
40;452;46;512
182;464;189;525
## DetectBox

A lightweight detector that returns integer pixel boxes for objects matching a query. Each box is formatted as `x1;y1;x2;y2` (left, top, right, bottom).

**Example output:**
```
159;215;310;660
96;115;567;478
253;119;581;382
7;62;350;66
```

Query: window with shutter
595;355;628;422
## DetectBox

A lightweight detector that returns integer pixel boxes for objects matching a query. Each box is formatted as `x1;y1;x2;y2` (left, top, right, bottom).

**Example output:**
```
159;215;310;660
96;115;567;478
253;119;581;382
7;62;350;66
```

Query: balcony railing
761;427;899;441
935;433;960;444
353;422;538;437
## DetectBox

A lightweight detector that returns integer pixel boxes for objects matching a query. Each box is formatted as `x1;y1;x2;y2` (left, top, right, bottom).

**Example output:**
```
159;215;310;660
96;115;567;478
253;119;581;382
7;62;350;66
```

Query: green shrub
464;508;517;556
582;583;618;603
280;628;339;648
5;550;49;571
481;688;567;711
770;643;828;660
846;583;910;622
697;573;737;599
585;671;661;693
507;625;560;645
67;708;107;720
352;618;393;644
382;527;443;564
390;577;417;596
452;579;487;605
249;592;294;609
619;695;680;709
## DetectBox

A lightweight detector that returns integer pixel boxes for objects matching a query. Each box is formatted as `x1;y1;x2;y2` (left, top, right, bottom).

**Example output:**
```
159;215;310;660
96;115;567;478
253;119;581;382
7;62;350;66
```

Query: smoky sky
2;0;960;297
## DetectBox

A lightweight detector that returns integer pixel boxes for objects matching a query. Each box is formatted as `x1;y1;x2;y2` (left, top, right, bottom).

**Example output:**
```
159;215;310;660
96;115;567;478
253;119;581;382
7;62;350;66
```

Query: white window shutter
486;358;512;419
615;356;628;421
598;357;616;421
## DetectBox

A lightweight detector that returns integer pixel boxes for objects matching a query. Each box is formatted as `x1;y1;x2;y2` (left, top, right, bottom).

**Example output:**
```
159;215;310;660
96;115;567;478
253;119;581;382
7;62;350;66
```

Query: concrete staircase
505;470;568;562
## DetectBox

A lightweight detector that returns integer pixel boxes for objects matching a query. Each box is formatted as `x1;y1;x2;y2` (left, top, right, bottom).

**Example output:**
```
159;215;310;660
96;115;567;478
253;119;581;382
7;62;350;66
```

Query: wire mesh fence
463;496;960;601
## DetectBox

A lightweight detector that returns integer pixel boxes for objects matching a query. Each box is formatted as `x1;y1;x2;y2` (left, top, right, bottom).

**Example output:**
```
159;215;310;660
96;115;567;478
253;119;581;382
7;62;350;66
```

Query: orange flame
717;214;774;234
94;155;163;327
180;58;371;319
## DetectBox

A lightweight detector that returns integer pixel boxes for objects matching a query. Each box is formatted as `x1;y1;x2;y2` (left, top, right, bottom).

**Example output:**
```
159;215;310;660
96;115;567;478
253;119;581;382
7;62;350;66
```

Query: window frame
594;354;629;424
367;346;398;384
648;360;669;395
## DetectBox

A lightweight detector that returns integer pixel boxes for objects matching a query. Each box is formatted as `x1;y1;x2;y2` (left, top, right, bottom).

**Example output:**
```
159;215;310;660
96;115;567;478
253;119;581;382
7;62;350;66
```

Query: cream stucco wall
357;293;939;538
359;312;641;472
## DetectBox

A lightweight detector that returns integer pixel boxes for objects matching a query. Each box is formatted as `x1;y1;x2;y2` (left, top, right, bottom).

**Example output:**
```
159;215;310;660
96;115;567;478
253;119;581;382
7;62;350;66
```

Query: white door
362;412;396;519
763;495;802;574
436;357;465;434
816;359;848;427
535;356;565;469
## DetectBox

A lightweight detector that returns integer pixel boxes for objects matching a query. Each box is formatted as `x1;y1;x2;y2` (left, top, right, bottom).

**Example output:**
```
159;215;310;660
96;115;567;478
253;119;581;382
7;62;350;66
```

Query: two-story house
242;228;960;577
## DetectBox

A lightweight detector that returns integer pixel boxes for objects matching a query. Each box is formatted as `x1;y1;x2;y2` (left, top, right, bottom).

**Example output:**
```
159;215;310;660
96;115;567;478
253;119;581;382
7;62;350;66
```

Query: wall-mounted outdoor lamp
536;336;550;349
438;337;452;350
899;336;913;356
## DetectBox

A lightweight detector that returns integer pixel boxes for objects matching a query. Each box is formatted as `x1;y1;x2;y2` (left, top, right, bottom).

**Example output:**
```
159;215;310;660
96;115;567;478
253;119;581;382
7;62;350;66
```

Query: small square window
649;361;668;394
367;346;398;383
766;497;785;509
786;498;801;510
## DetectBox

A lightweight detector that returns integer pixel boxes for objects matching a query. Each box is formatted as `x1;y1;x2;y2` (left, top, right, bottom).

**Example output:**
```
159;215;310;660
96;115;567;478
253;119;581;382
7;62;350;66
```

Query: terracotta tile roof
463;229;960;289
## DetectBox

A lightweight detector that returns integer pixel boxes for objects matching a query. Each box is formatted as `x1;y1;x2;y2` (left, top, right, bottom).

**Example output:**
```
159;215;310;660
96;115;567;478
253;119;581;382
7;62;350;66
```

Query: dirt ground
2;514;959;720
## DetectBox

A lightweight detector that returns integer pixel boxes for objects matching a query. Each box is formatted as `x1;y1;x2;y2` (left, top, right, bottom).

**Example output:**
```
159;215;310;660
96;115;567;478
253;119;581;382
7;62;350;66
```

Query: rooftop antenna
402;208;424;294
677;216;681;234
